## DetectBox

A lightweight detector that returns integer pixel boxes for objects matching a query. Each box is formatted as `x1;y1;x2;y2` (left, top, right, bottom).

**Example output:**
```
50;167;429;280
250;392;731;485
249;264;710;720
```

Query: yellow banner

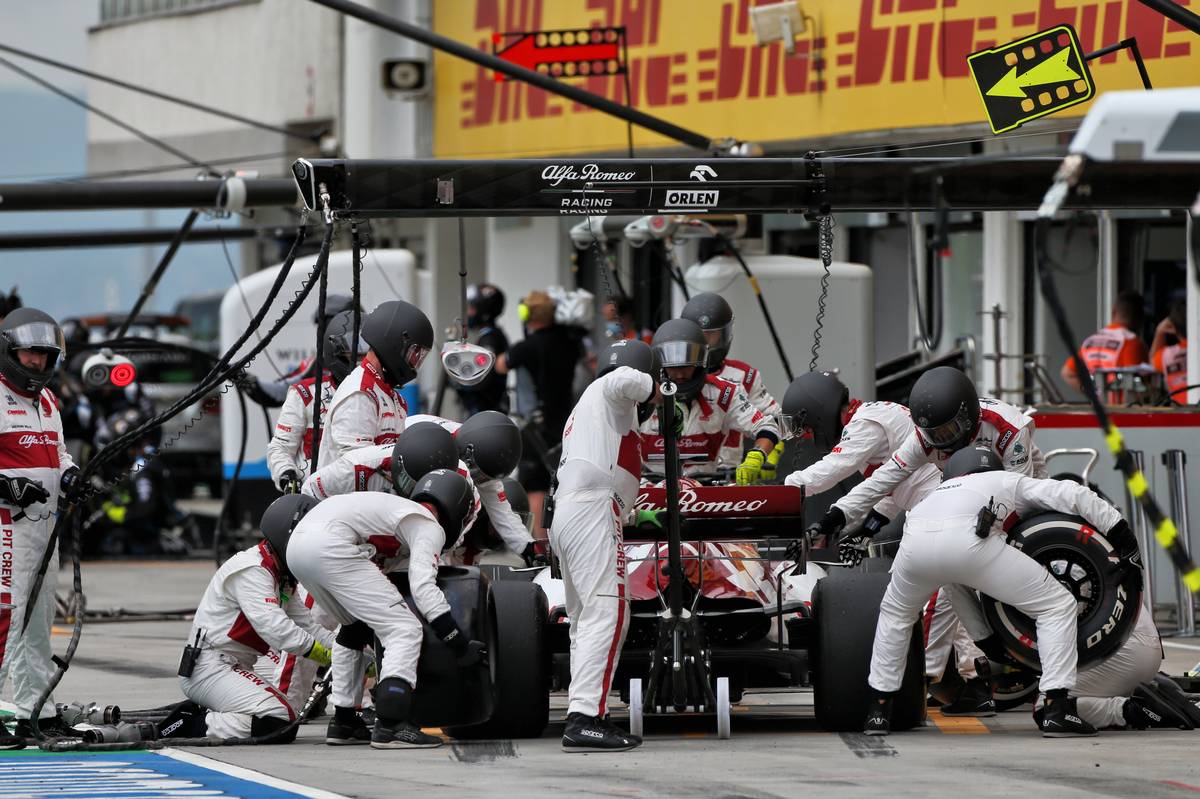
432;0;1199;158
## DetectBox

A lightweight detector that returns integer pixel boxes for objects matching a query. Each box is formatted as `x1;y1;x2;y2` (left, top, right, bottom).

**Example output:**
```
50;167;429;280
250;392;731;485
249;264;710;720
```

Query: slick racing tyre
981;513;1142;671
812;570;925;732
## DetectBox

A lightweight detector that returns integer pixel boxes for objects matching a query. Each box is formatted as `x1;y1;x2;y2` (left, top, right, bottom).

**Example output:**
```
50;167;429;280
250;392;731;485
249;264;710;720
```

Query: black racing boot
371;721;442;749
561;712;641;752
940;677;997;717
863;692;894;736
1039;691;1097;738
326;706;372;745
0;720;24;750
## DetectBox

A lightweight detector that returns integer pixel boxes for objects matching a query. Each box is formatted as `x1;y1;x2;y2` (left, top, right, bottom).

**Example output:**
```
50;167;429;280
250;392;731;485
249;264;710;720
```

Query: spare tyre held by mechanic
318;301;433;468
0;308;84;739
174;495;333;742
639;319;779;485
552;339;661;753
680;293;783;476
267;310;365;492
287;471;481;749
864;446;1127;738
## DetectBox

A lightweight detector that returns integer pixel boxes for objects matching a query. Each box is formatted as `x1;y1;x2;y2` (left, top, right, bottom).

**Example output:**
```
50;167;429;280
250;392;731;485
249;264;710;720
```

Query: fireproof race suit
715;358;780;468
551;366;654;718
868;470;1122;695
265;376;335;486
833;396;1047;528
254;584;337;716
318;359;407;469
0;376;75;721
286;493;460;710
640;375;780;479
181;542;326;738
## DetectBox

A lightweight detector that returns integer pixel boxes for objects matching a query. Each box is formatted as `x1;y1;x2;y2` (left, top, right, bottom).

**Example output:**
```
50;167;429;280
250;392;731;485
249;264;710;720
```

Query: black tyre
447;580;549;739
812;570;925;732
991;663;1040;711
981;512;1142;670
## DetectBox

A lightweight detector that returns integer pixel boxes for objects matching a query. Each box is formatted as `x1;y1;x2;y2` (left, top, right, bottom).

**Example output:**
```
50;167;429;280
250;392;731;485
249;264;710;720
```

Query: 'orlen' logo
633;485;768;515
663;189;719;209
541;163;636;187
17;433;51;448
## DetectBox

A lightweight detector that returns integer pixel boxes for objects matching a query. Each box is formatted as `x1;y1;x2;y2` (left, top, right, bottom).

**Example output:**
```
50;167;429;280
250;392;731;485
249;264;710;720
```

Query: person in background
454;283;509;417
602;297;650;344
1151;299;1188;404
494;290;583;531
1061;290;1148;401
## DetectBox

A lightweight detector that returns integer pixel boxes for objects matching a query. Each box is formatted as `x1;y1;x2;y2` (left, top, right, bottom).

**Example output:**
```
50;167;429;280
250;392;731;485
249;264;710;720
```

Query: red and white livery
318;358;407;468
265;376;334;485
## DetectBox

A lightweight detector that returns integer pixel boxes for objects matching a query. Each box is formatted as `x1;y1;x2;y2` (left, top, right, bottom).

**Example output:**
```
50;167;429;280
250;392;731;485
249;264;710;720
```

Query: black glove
430;612;484;666
973;633;1017;666
805;506;846;543
0;476;49;508
456;639;488;668
277;470;300;494
521;541;549;567
861;510;890;539
60;466;83;504
837;535;868;567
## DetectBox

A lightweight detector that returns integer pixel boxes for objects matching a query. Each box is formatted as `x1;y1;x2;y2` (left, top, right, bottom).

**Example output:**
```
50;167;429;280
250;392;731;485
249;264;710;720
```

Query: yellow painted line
420;727;444;736
927;709;990;735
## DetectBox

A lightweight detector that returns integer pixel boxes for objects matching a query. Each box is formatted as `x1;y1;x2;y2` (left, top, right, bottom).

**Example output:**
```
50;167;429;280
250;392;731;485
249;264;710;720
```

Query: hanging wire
809;215;834;371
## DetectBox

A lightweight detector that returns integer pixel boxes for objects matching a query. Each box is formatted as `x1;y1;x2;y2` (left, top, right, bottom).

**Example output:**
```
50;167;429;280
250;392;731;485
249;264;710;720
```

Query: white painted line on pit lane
1162;641;1200;651
157;749;350;799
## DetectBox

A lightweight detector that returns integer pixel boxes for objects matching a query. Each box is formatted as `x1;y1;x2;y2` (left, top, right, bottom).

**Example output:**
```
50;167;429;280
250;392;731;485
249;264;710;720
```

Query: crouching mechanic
865;446;1129;738
288;470;483;749
266;310;364;492
553;339;661;752
679;293;784;477
639;319;779;485
319;300;433;468
174;498;333;742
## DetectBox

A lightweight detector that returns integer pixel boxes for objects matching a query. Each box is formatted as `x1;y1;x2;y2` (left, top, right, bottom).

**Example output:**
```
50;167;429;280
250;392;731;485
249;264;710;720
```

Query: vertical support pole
1124;449;1155;613
1162;450;1195;635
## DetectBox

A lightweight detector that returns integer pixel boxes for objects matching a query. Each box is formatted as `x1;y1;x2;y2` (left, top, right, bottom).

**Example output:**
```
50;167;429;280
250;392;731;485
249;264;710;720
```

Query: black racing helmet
781;371;849;449
391;422;459;497
360;300;434;387
597;338;660;380
0;307;65;395
322;309;367;385
909;366;980;453
500;477;533;532
651;318;709;401
942;445;1003;481
456;411;522;481
467;283;505;328
313;293;360;325
412;468;477;550
259;493;320;574
680;292;734;373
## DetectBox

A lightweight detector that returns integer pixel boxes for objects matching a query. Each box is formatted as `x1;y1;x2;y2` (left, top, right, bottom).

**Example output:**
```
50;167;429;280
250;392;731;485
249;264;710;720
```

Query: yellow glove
103;501;127;524
760;441;785;482
305;640;332;666
736;449;766;486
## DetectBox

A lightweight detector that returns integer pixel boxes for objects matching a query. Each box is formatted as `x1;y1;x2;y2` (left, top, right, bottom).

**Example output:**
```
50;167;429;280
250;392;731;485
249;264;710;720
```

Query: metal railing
1161;449;1196;635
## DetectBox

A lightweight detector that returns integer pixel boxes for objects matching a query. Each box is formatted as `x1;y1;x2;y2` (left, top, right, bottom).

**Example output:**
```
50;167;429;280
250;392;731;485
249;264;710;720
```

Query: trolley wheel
628;678;643;739
716;677;731;740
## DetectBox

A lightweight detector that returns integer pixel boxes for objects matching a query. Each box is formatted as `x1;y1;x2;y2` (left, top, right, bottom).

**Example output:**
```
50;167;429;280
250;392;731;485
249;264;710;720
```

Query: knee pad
249;714;298;743
374;677;414;724
157;700;208;739
337;620;375;650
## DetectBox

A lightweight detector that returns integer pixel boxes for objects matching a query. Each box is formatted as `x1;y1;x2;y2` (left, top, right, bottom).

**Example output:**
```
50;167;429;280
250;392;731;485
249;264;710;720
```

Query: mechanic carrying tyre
864;445;1131;738
551;339;662;753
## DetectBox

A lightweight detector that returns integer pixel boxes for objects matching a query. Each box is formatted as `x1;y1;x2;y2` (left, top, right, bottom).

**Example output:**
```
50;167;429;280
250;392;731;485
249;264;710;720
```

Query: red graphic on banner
493;28;623;80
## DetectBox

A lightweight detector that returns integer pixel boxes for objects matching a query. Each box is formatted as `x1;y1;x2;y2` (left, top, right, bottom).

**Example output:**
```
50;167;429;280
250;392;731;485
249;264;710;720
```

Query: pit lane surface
34;561;1200;799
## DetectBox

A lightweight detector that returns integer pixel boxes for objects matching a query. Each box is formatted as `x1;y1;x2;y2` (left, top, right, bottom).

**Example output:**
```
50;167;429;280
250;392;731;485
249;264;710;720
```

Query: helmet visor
701;322;733;364
778;412;803;441
918;406;974;451
6;321;64;354
403;342;431;370
653;340;706;369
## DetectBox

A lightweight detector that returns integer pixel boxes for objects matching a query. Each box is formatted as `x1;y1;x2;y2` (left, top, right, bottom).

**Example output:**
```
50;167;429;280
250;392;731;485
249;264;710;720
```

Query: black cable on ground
115;210;199;339
717;234;793;382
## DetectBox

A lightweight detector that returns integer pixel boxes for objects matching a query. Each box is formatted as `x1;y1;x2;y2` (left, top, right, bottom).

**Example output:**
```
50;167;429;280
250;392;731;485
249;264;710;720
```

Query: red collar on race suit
360;357;397;393
841;398;863;428
256;540;282;583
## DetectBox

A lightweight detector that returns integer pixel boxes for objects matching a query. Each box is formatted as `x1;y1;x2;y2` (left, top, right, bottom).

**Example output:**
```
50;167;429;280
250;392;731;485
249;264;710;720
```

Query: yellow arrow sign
986;47;1080;98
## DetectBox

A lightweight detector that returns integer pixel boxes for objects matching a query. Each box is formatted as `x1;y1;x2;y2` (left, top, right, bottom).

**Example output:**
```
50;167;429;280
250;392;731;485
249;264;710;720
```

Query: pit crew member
287;471;482;749
864;446;1128;738
553;339;661;752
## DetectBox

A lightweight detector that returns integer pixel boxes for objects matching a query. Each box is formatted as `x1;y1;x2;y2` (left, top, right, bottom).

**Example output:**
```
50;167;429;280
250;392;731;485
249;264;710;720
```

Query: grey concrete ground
33;561;1200;799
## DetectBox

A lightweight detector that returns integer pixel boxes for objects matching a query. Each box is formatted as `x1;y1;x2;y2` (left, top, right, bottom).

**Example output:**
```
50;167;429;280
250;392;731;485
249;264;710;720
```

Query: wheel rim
1033;546;1103;619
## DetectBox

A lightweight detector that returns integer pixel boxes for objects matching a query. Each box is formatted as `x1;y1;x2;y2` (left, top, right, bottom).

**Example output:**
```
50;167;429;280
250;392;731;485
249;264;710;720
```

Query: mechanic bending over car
638;319;780;485
779;372;994;713
552;339;663;753
680;293;784;478
318;300;434;469
287;471;482;749
167;500;334;743
865;445;1133;738
266;310;364;492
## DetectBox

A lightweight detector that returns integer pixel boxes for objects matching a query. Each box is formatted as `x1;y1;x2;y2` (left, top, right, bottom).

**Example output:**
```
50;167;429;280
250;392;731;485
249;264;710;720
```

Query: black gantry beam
291;157;1200;218
0;178;300;212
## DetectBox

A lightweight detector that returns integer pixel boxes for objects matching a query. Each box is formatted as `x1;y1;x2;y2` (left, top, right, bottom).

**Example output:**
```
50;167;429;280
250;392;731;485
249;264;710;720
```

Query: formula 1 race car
535;482;927;735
